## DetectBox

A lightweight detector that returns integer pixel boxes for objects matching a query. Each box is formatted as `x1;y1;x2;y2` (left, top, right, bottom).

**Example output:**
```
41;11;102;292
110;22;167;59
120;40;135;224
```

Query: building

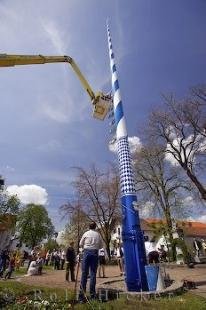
111;218;206;261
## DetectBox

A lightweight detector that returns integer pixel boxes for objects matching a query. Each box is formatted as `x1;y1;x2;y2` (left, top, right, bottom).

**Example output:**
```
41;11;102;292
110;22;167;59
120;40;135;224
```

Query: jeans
0;259;6;277
65;262;75;281
79;249;98;300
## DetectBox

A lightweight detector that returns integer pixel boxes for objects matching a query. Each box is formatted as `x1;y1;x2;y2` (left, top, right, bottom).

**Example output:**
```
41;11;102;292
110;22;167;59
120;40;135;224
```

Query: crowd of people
0;233;162;288
0;249;29;279
0;223;171;303
0;247;69;279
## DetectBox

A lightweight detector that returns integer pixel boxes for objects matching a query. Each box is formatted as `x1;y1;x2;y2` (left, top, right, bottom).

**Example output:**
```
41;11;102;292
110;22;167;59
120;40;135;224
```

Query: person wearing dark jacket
0;250;9;277
65;241;76;282
4;253;16;279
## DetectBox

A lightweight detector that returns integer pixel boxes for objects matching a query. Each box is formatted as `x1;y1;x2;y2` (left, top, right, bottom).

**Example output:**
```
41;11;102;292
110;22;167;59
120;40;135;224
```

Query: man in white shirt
78;222;103;302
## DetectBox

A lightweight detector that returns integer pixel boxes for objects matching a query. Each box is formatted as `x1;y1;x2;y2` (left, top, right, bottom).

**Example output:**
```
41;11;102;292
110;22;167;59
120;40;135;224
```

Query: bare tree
133;144;190;261
186;85;206;137
148;91;206;201
61;202;89;252
62;165;120;259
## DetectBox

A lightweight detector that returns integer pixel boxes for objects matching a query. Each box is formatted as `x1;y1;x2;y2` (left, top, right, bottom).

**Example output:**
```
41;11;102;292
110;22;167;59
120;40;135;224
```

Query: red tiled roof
178;221;206;237
141;218;206;237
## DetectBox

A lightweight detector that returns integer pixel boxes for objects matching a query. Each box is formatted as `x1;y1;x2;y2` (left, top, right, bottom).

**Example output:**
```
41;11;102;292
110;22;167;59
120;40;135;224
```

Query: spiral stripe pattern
107;24;148;292
107;25;127;139
107;25;136;196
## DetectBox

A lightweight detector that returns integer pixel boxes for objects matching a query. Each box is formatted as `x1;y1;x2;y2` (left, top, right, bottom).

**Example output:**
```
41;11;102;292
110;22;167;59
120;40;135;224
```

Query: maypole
107;24;148;291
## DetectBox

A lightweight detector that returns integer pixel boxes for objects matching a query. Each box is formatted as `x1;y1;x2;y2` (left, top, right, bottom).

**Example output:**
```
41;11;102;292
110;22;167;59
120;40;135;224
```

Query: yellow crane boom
0;54;111;120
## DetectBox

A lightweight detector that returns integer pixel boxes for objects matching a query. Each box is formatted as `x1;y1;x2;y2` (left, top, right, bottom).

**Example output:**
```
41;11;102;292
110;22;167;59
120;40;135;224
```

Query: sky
0;0;206;230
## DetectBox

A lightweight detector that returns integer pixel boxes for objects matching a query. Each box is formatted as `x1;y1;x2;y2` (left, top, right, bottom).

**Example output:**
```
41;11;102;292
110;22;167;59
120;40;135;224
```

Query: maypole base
145;265;165;291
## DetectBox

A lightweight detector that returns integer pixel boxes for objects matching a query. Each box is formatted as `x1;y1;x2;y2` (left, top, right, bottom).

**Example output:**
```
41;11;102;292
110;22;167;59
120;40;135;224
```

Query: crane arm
0;53;111;120
0;53;96;101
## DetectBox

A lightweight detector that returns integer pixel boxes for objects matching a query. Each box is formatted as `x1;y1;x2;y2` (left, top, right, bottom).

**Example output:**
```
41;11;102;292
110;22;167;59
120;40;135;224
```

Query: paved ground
162;264;206;285
160;264;206;298
14;264;206;297
191;285;206;298
16;265;122;290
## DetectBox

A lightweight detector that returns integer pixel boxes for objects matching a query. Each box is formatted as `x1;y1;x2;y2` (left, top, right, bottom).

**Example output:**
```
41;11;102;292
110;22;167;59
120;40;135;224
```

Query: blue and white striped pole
107;24;148;291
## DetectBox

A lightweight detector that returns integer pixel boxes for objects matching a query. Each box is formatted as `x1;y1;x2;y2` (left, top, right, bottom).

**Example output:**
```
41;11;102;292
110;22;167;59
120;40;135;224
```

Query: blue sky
0;0;206;230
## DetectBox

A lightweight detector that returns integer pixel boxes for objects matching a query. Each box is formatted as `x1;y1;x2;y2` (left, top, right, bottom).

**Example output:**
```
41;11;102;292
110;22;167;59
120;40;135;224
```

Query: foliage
43;238;59;251
147;221;168;241
0;281;73;309
17;204;55;248
0;192;21;216
173;238;191;264
0;193;21;250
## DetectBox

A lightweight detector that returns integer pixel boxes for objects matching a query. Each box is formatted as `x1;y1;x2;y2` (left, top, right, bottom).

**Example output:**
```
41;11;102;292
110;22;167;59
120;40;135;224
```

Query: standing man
65;241;76;282
78;222;103;302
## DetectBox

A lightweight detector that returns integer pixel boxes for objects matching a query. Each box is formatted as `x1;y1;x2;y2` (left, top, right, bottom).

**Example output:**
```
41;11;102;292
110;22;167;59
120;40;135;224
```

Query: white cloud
197;215;206;223
109;136;142;153
41;99;70;123
182;195;194;207
108;139;117;153
37;88;84;123
139;201;155;218
129;136;142;153
41;19;67;55
7;184;48;205
5;165;15;172
165;133;206;166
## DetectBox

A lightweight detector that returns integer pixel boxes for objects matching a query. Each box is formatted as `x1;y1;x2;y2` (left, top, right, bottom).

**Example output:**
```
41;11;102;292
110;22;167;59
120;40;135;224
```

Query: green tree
0;192;21;216
44;239;59;252
17;204;54;248
0;192;21;229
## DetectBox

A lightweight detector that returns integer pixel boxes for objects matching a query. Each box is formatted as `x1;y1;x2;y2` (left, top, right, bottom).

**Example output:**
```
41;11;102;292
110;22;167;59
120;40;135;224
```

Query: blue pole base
121;195;148;292
145;265;165;291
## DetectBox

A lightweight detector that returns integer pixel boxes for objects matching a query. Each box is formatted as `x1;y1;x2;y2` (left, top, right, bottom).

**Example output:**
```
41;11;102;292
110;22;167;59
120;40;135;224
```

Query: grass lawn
0;281;205;309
